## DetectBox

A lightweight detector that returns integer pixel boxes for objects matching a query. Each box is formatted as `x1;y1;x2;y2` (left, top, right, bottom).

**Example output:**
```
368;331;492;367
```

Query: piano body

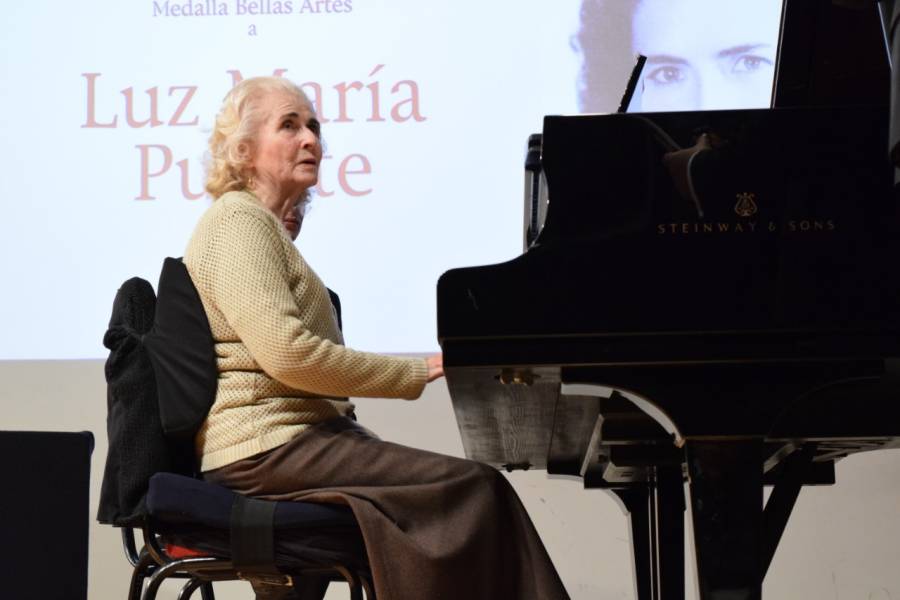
438;2;900;599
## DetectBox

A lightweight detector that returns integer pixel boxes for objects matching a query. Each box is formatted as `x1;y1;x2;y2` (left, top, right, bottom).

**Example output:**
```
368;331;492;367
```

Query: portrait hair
205;76;317;202
574;0;641;113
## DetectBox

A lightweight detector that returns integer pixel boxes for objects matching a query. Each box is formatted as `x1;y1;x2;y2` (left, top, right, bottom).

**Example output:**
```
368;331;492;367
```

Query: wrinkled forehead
632;0;782;57
257;89;315;121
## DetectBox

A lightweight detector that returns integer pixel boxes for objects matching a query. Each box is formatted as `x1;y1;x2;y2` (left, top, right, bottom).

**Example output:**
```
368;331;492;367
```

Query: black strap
230;495;279;574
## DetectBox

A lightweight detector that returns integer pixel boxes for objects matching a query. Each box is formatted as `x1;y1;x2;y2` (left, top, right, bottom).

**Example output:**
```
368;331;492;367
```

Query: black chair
122;473;373;600
99;258;375;600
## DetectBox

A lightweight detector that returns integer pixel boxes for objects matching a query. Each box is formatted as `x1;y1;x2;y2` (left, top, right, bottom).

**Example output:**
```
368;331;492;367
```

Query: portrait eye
645;65;686;86
731;55;773;75
307;119;321;138
281;119;297;130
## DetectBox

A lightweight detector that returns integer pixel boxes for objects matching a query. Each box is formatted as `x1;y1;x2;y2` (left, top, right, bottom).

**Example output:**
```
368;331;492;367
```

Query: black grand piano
438;1;900;599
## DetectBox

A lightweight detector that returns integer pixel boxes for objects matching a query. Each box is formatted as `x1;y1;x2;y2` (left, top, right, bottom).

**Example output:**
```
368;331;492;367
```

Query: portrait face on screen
575;0;783;113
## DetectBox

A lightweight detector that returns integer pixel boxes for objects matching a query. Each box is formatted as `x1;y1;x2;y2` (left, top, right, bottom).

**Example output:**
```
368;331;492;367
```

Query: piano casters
611;465;685;600
685;440;817;600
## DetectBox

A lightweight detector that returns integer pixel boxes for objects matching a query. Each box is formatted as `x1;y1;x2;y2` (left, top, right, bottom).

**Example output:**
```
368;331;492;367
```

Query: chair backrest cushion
98;277;184;526
99;259;344;527
98;258;216;526
143;257;218;441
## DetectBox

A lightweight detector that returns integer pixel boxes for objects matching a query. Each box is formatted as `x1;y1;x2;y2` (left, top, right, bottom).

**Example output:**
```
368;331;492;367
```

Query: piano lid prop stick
617;54;647;114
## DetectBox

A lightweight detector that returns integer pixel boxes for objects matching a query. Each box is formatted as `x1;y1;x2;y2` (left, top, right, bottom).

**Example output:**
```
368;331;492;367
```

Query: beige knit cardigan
184;191;428;471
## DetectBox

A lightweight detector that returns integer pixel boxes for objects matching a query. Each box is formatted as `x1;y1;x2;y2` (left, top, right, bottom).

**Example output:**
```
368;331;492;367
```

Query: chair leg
129;551;156;600
142;558;231;600
340;569;374;600
249;582;300;600
292;576;329;600
143;561;183;600
359;573;375;600
178;579;204;600
199;582;216;600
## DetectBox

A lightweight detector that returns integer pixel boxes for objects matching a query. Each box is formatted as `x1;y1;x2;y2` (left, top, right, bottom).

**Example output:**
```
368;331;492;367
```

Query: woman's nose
299;127;318;147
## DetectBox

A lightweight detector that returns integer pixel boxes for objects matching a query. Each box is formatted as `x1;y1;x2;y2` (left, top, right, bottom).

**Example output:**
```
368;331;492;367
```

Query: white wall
1;359;899;599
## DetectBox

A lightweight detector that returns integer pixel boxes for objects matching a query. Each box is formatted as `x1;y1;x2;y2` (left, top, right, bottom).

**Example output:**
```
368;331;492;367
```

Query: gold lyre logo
734;192;758;218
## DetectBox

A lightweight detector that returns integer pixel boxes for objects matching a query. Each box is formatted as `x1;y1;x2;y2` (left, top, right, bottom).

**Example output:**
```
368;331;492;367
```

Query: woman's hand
426;354;444;383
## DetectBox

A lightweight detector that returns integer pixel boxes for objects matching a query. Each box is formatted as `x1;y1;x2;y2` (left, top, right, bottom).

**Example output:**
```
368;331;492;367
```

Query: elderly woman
184;76;569;600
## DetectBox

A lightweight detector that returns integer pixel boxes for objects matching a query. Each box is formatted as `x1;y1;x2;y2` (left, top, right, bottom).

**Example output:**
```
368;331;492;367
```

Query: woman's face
251;90;322;209
632;0;782;111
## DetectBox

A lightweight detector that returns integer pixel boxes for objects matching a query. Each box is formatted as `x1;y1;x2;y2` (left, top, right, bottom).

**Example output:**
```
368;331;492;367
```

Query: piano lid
774;0;890;107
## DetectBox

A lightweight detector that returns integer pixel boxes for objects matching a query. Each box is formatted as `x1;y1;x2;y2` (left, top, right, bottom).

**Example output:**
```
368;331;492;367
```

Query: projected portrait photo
575;0;784;113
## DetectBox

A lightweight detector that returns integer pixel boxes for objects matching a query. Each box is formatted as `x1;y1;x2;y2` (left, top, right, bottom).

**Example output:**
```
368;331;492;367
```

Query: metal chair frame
121;521;374;600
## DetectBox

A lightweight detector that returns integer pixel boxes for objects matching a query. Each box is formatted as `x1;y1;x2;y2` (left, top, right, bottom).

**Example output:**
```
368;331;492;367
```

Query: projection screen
0;0;783;359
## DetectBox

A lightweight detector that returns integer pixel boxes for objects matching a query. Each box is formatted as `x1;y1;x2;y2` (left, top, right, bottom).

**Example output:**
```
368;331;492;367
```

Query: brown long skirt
204;417;569;600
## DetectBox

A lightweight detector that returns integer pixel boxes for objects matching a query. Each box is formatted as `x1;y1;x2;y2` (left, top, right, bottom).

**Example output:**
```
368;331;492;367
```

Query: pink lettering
338;154;372;196
136;144;173;200
167;86;199;126
122;87;163;128
81;73;117;128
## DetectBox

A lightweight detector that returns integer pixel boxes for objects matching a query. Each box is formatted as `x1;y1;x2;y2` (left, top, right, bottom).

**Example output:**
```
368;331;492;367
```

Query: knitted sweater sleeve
202;206;428;400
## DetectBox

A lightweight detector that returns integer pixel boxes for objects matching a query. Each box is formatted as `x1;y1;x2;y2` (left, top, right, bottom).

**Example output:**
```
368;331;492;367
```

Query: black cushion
144;258;343;441
98;278;193;526
147;473;358;531
100;258;348;531
144;258;218;441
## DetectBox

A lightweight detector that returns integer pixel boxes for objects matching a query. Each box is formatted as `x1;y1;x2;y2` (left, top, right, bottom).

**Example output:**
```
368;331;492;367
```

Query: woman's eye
281;120;296;130
646;66;686;86
732;55;772;75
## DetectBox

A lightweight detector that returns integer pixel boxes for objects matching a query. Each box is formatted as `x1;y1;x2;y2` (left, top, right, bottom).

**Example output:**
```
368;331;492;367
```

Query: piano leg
761;444;816;577
655;465;686;600
686;439;763;600
612;487;655;600
613;469;686;600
